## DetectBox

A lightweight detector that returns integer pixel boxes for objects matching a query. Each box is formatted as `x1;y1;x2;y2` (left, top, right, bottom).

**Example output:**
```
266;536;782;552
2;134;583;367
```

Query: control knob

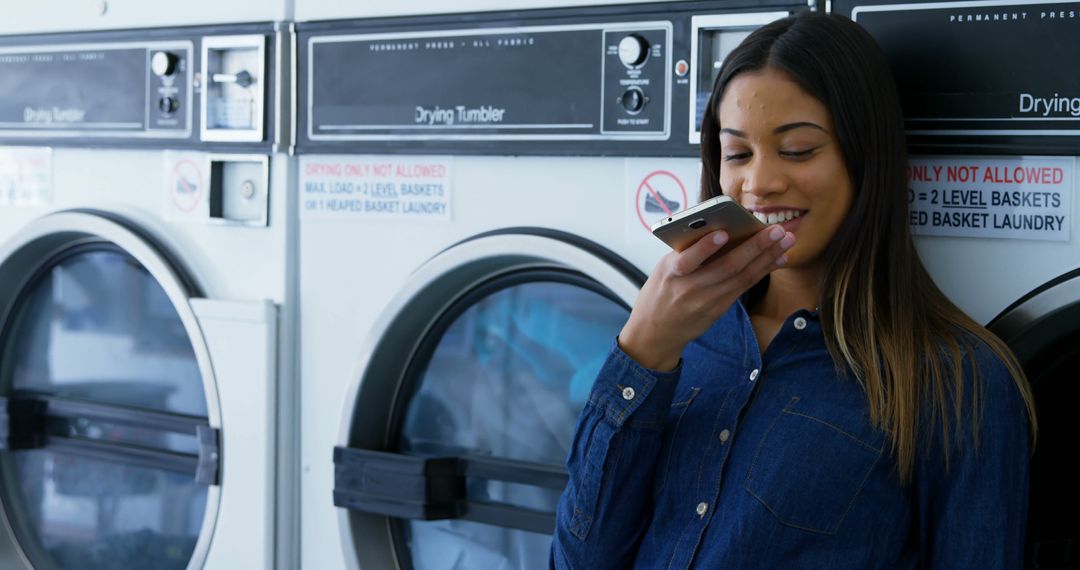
158;96;179;115
620;87;646;114
618;35;649;68
151;51;178;77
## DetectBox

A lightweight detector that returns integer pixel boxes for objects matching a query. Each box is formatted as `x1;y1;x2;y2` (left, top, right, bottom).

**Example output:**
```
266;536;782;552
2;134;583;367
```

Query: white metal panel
296;0;674;22
299;154;663;569
0;0;288;34
915;156;1080;324
192;298;278;570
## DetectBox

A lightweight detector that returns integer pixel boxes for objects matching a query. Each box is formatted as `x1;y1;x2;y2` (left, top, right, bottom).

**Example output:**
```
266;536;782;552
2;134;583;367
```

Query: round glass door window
392;276;629;570
0;245;212;569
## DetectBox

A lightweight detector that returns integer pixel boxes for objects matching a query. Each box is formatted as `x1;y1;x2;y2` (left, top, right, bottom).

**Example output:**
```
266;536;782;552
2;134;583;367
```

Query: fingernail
776;254;788;267
713;231;728;246
769;226;784;241
780;234;795;249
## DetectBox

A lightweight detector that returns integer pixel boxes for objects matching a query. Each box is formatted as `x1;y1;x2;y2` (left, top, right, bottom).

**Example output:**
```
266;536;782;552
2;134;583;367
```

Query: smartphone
650;195;765;258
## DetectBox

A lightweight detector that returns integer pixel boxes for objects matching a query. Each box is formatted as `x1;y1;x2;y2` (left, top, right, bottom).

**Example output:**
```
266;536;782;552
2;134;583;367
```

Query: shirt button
749;369;759;382
696;502;708;516
621;386;636;401
794;317;807;330
719;429;730;443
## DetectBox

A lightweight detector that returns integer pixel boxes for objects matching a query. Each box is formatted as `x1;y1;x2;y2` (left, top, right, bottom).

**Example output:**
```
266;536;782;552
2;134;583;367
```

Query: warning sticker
163;152;209;222
0;147;52;207
907;156;1072;241
626;159;701;246
300;156;452;221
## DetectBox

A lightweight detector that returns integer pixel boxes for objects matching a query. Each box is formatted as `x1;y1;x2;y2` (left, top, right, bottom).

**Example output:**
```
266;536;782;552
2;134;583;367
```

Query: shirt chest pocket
742;396;885;535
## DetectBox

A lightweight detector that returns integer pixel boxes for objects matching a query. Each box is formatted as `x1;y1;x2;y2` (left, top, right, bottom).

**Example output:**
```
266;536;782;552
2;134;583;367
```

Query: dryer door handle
333;446;568;535
0;394;220;486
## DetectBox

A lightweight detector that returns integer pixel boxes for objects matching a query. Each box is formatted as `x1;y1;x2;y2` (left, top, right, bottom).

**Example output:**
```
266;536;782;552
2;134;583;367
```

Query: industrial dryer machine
294;1;812;568
832;0;1080;567
0;6;297;569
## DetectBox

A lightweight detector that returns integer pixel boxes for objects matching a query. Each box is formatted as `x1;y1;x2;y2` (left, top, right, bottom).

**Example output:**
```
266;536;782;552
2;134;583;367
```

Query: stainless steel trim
206;153;271;227
688;11;791;145
852;0;1079;19
200;34;266;143
289;22;298;156
272;22;287;153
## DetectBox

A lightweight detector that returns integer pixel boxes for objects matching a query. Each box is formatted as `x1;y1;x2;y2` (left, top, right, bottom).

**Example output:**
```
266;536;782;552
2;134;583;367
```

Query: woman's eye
780;148;817;159
723;152;751;162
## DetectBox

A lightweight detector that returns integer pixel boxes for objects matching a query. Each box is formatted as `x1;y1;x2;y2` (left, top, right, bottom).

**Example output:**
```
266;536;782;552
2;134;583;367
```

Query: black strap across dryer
0;394;220;486
333;447;569;535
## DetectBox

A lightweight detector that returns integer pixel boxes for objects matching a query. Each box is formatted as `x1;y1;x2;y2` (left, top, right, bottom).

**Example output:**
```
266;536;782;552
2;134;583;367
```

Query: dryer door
991;272;1080;569
0;212;222;570
334;229;644;570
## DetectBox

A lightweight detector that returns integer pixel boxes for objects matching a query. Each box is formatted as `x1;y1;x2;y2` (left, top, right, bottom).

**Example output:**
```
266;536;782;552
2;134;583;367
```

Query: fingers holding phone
696;224;795;287
670;230;729;275
618;199;795;371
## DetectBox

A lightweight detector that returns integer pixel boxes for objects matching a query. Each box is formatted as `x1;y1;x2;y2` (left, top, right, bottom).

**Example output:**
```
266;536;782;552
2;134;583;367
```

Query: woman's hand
618;225;796;371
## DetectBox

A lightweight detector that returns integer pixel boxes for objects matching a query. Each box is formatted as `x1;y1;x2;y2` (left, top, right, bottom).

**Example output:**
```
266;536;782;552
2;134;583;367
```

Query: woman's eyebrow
774;121;827;134
719;122;828;138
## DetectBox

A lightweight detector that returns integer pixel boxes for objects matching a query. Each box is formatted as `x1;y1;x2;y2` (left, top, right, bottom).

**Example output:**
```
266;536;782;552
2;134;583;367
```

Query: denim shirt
551;291;1030;569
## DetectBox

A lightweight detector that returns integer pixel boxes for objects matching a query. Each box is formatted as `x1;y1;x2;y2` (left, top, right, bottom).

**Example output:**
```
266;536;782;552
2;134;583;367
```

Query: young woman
551;12;1037;569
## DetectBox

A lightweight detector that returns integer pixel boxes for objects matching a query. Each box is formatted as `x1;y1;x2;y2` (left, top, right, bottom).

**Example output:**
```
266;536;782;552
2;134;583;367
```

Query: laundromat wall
2;0;1079;569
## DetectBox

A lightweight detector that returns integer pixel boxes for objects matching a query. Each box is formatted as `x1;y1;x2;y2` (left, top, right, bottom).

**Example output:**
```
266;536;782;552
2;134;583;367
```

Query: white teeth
755;210;805;224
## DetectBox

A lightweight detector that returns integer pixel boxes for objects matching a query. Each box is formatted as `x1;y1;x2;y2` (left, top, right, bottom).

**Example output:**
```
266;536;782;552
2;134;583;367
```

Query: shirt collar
739;274;821;321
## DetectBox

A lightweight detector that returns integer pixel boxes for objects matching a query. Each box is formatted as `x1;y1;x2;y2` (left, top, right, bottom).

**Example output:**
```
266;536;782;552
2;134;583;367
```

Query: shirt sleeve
915;344;1032;569
550;337;681;570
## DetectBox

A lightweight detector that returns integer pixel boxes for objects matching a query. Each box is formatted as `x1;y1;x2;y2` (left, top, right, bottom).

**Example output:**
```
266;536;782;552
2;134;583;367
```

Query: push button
620;88;645;113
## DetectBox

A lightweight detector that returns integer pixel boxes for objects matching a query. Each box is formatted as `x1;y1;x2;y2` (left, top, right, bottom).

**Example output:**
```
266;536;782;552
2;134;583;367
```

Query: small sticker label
907;156;1072;241
0;147;52;207
626;159;700;247
300;155;453;221
163;152;210;222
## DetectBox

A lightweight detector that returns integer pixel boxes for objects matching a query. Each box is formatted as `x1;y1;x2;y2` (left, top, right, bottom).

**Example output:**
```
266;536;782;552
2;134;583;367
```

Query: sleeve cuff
586;337;682;429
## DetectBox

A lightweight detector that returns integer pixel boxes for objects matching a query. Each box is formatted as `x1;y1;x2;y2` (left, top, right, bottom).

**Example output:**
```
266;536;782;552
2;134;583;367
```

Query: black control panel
0;22;279;151
835;0;1080;155
296;0;810;157
0;44;190;137
602;28;669;134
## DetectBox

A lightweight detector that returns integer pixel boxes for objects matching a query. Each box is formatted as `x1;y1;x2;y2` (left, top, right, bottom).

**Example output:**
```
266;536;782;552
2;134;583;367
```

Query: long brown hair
700;12;1037;483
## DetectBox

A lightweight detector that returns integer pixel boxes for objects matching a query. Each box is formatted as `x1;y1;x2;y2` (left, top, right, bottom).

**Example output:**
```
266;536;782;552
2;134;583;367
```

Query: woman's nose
741;156;788;197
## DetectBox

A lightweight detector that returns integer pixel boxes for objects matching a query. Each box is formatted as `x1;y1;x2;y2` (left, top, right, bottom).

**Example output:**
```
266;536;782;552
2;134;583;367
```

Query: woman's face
716;66;854;269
